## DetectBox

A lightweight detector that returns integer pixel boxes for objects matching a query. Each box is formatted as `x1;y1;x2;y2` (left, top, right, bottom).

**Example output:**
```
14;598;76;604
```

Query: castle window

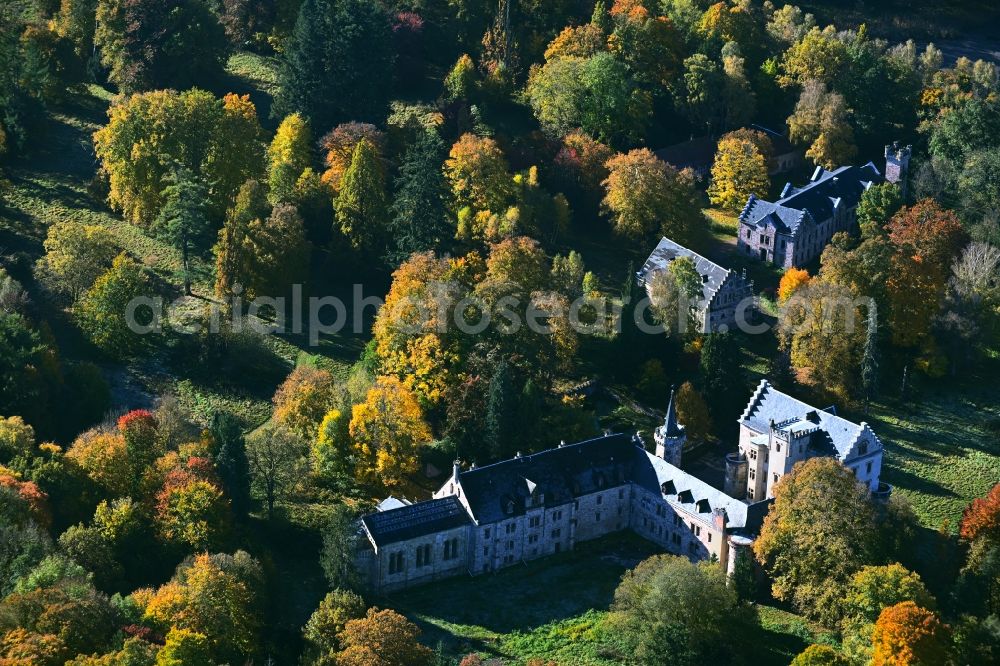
775;442;781;453
866;461;873;475
859;442;869;455
773;473;779;483
748;488;754;499
552;529;561;539
749;468;755;480
507;540;513;550
553;510;562;521
443;539;459;560
597;495;603;505
708;533;712;543
529;516;540;528
619;488;625;499
389;552;404;574
483;547;488;557
416;543;432;567
595;512;601;521
528;534;539;544
484;528;491;539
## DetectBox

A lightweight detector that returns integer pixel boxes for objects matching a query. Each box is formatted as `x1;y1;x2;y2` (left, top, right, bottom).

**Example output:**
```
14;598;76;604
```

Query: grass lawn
384;532;827;665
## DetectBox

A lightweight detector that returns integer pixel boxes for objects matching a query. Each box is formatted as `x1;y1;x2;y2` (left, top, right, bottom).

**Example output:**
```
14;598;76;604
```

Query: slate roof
633;450;766;530
739;379;882;461
637;237;734;302
362;496;471;547
749;124;797;156
663;387;684;438
739;162;882;236
457;434;637;524
654;136;716;174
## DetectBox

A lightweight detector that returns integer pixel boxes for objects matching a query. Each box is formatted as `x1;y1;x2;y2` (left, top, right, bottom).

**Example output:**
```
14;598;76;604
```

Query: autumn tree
76;253;150;358
246;424;306;518
708;133;770;213
843;564;935;625
552;130;613;206
778;279;868;399
336;138;388;253
778;267;811;303
675;381;712;442
319;503;362;590
334;608;434;666
319;122;386;191
272;365;339;439
157;628;212;666
787;80;856;169
960;482;1000;612
36;221;118;301
94;89;264;226
790;645;850;666
274;0;393;130
144;551;263;663
155;471;229;550
312;408;353;485
349;376;431;488
154;166;212;295
267;113;313;205
445;133;513;215
754;458;880;626
95;0;228;92
871;602;950;666
602;149;703;244
780;26;848;87
302;588;366;664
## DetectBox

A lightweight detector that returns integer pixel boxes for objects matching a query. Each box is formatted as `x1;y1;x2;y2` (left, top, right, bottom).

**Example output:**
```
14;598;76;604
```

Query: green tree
843;563;935;625
699;332;746;420
861;303;879;412
76;254;150;358
157;628;211;666
336;138;388;254
484;356;518;461
679;53;726;134
319;504;361;590
312;408;353;485
210;411;251;520
246;424;306;518
857;182;903;239
274;0;394;130
612;554;740;665
154;166;212;295
388;131;451;262
754;458;880;625
526;52;651;147
95;0;228;92
443;53;478;102
302;588;367;664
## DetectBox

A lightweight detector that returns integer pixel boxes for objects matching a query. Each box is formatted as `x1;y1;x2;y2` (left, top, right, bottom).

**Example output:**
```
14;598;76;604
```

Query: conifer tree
154;166;212;295
485;357;518;461
388;131;451;262
275;0;393;131
215;180;270;298
210;411;250;519
335;138;388;254
861;301;879;413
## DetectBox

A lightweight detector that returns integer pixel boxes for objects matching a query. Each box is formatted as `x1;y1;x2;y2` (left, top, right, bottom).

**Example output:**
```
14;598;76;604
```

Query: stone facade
735;379;885;501
737;160;885;268
638;237;755;334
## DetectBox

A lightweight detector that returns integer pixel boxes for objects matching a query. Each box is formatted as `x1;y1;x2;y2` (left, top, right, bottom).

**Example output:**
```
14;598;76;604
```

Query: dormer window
859;442;868;456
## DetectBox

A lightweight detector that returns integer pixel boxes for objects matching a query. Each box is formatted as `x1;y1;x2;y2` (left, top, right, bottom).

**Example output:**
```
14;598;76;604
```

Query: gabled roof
739;379;882;461
637;236;734;302
653;136;716;173
362;496;471;547
739;162;882;237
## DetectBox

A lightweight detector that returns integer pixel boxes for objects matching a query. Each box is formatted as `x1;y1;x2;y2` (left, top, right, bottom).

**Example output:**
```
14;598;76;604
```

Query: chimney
452;460;461;481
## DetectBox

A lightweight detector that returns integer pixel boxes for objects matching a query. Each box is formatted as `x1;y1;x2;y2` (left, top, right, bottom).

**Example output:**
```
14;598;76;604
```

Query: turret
884;142;912;195
654;386;686;467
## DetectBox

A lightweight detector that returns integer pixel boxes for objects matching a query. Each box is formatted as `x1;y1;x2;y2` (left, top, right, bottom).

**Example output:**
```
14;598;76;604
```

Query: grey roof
739;162;882;236
749;124;797;155
633;450;768;530
739;379;882;461
362;496;471;547
637;237;733;302
663;386;684;438
457;434;638;524
376;496;412;512
654;136;716;174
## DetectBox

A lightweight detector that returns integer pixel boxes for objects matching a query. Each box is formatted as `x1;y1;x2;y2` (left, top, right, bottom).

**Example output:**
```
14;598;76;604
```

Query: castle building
733;379;886;501
637;237;755;333
737;160;888;268
355;381;888;593
356;394;765;593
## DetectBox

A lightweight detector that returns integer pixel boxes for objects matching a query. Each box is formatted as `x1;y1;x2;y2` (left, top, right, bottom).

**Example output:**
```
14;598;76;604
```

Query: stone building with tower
637;237;755;333
736;146;909;268
726;379;887;501
355;381;888;593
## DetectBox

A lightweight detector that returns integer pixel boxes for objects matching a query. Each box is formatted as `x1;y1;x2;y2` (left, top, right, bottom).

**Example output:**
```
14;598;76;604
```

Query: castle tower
884;142;912;195
654;386;686;467
724;452;748;499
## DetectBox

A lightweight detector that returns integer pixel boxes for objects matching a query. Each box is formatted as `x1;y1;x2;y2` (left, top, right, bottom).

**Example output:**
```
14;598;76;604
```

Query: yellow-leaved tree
267;113;312;204
349;376;431;489
708;134;770;213
778;267;811;303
